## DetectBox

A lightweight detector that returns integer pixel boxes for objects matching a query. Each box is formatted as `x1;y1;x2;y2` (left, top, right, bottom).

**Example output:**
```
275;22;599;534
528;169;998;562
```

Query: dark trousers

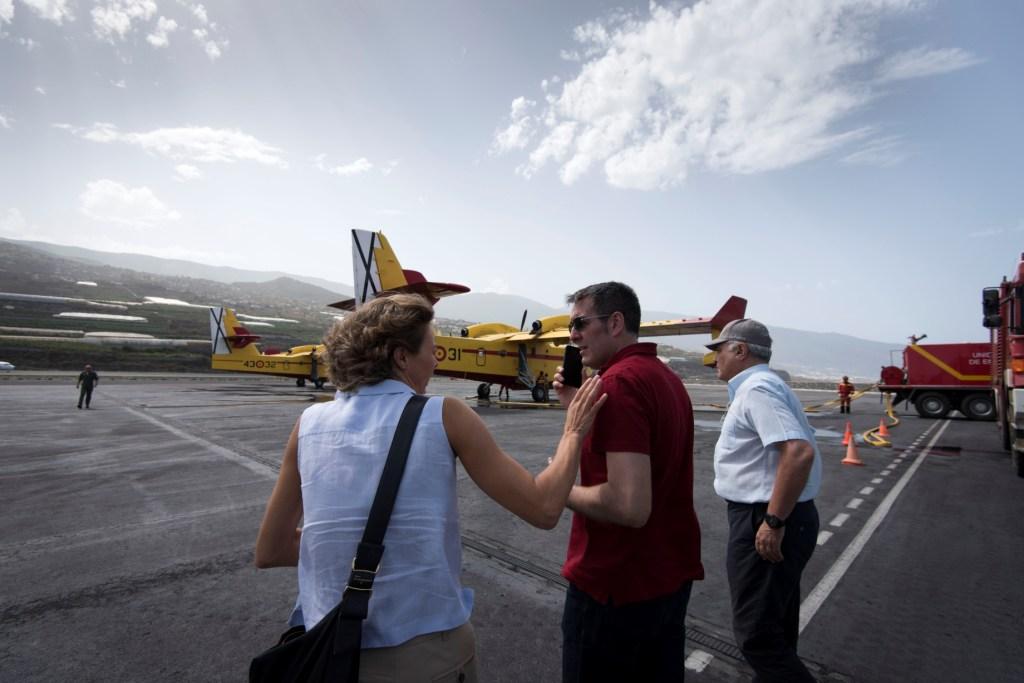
78;386;94;408
562;580;693;683
726;500;818;683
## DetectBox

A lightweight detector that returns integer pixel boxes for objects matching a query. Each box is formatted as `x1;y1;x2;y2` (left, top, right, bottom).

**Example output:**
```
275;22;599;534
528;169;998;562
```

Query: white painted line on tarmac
860;486;875;495
799;420;950;633
122;406;277;479
881;469;893;475
871;478;883;484
847;498;864;509
830;513;850;527
684;650;714;672
817;530;833;545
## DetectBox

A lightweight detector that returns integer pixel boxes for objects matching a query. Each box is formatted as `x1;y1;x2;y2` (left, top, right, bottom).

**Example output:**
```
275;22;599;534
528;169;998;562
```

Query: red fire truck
983;252;1024;477
879;342;994;420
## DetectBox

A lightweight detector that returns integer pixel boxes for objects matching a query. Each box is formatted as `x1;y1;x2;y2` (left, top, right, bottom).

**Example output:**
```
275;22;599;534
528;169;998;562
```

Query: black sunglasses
568;314;612;332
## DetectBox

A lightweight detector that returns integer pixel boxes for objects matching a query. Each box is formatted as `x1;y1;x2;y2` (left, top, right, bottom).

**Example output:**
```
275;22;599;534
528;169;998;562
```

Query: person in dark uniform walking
77;364;99;409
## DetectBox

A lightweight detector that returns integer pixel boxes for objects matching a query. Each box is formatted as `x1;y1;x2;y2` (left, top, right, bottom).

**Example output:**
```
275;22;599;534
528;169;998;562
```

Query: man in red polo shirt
553;281;703;682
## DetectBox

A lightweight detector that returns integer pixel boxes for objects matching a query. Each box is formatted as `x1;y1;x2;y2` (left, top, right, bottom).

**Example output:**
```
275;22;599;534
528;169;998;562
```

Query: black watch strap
764;513;786;529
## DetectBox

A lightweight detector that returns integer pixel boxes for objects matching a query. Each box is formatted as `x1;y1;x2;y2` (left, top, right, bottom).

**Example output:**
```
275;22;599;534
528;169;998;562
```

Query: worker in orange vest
837;376;855;413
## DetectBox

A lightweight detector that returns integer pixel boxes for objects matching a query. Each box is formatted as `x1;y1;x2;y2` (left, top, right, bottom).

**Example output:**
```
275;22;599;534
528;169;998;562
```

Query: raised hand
563;375;606;437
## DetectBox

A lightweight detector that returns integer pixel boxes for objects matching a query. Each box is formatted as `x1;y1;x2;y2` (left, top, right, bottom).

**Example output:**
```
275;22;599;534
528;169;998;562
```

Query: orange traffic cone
842;421;852;446
842;437;865;466
877;418;890;438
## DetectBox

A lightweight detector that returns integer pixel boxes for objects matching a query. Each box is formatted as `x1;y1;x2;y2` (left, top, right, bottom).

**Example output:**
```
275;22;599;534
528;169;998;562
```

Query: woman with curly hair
255;294;605;682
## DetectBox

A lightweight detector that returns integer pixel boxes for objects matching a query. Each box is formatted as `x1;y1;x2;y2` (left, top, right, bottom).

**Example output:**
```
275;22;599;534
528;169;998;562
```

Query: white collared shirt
713;365;822;503
296;379;473;647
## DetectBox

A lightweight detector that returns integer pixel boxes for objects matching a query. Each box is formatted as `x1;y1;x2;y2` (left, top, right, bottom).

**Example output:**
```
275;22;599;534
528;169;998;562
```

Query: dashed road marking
799;420;950;633
684;650;714;672
847;498;864;509
830;513;850;527
817;530;834;545
871;478;883;484
860;486;875;495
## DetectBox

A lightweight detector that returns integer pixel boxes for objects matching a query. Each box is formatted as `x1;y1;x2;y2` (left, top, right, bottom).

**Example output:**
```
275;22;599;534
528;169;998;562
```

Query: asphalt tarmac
1;373;1022;682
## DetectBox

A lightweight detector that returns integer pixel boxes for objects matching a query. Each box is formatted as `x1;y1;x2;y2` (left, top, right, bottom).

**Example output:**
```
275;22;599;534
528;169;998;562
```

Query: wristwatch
763;513;786;529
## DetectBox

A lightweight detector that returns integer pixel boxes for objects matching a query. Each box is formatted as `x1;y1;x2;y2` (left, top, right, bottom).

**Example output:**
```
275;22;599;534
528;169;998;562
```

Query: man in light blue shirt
707;319;821;682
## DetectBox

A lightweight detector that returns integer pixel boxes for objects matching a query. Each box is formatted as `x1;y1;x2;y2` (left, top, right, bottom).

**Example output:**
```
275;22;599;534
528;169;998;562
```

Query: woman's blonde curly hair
319;293;435;392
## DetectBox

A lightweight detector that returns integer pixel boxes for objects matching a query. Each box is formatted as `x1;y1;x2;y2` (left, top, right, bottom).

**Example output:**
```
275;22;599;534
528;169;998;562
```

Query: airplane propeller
519;309;528;332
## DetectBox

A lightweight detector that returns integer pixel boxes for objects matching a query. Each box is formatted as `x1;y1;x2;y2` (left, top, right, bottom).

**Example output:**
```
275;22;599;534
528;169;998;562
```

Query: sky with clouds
1;0;1021;344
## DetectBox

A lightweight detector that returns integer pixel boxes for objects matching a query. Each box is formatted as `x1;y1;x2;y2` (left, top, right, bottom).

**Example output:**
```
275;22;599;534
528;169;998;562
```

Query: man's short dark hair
566;281;641;335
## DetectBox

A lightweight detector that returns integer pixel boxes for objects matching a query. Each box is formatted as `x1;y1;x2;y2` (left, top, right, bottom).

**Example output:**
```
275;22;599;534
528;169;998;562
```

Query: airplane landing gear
296;378;306;387
531;383;550;403
314;378;327;390
477;383;491;400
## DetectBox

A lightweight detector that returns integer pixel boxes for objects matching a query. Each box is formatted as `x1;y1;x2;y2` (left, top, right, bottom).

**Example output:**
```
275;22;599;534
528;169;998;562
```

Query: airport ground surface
1;373;1022;682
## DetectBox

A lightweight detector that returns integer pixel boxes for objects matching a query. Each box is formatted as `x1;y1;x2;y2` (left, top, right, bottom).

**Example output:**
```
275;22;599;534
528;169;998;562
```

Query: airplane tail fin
328;229;471;310
708;295;748;333
209;307;262;356
703;295;749;366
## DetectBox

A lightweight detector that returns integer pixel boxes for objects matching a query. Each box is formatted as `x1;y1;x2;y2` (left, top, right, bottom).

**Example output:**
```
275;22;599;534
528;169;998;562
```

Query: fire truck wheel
914;392;951;419
960;393;995;421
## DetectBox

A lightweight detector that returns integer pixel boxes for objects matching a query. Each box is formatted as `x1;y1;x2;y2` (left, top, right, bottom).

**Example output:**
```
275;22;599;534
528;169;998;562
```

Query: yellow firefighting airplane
208;307;327;388
209;229;747;400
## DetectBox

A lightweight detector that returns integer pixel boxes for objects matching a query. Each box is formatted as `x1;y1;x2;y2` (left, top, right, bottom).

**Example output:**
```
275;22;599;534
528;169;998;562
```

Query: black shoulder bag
249;394;429;683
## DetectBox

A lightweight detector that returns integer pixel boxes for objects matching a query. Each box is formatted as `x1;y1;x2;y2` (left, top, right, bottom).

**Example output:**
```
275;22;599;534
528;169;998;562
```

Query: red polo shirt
562;343;704;604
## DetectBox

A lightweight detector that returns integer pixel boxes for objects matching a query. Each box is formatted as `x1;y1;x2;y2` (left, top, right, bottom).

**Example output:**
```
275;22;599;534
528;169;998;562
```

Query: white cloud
111;79;127;88
841;135;907;167
191;26;226;60
203;38;225;60
34;86;46;95
69;123;288;168
0;208;29;238
190;2;207;24
173;163;202;181
314;154;374;177
79;179;181;226
19;0;73;24
91;0;157;43
1;0;13;24
494;0;978;190
491;97;538;154
0;113;11;128
146;16;177;48
877;47;982;83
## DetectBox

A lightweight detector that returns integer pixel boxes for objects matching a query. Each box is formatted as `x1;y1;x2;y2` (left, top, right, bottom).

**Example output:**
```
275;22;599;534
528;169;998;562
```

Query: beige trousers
359;621;478;683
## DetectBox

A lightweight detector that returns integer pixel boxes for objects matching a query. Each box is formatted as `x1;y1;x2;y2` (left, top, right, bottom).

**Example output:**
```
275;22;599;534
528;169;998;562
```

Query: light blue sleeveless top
296;379;473;648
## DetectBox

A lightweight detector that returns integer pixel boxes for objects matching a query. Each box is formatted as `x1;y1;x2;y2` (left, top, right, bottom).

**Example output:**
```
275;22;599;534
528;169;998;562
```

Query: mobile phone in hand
561;346;583;388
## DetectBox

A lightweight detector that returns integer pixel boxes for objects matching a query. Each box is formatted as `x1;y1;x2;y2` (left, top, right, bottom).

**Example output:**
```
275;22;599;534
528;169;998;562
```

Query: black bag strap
338;393;428;621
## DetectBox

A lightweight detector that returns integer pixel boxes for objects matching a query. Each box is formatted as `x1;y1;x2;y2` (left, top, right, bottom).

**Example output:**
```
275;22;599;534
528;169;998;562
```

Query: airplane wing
501;296;747;343
640;295;747;337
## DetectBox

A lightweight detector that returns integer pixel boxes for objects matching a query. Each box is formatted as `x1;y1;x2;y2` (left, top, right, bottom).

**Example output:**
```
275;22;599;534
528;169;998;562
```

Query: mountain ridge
0;238;898;380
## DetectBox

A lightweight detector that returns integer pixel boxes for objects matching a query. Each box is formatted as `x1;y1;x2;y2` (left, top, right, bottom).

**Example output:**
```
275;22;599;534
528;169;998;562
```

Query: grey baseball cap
705;318;773;350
